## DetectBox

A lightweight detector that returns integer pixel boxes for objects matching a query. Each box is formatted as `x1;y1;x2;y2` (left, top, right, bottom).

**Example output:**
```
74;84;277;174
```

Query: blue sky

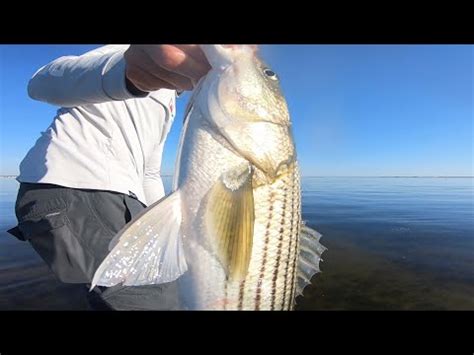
0;45;472;176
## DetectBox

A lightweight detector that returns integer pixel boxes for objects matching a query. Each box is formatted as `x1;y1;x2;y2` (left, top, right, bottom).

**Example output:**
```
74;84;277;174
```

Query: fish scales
175;109;301;310
91;45;325;310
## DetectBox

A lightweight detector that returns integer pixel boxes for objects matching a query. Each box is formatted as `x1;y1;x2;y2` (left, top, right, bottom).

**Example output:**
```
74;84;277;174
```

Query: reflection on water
1;177;473;310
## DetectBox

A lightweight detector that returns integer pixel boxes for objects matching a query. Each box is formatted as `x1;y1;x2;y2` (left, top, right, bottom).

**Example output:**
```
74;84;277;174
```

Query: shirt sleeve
27;44;148;108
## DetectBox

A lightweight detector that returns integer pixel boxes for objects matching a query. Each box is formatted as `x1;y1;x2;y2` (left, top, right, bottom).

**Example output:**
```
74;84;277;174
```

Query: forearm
27;45;148;107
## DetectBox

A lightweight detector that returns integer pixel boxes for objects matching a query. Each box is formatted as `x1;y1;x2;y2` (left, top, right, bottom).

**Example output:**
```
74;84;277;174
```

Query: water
0;177;473;310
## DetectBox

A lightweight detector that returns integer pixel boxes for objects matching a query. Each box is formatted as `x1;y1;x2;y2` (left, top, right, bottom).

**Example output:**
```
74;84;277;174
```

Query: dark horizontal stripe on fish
271;189;287;310
238;279;245;310
224;282;228;310
255;191;275;310
282;181;295;310
288;176;299;310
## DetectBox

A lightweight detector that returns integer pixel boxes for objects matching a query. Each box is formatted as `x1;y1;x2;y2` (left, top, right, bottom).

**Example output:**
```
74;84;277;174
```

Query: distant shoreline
1;175;473;179
302;176;474;178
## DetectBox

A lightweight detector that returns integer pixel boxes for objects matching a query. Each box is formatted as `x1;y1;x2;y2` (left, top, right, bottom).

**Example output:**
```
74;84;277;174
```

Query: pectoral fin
205;164;255;281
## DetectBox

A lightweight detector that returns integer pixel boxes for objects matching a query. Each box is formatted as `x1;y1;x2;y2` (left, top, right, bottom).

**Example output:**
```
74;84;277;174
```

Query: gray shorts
9;182;179;310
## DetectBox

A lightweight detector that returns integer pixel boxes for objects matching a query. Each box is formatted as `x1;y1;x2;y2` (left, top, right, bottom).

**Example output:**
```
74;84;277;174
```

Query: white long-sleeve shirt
17;45;177;206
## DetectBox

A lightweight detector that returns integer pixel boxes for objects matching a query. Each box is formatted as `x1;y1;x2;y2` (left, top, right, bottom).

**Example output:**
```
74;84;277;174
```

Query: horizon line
1;175;473;179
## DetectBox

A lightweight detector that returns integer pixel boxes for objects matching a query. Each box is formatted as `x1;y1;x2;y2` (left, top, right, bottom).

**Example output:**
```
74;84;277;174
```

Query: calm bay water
1;177;473;310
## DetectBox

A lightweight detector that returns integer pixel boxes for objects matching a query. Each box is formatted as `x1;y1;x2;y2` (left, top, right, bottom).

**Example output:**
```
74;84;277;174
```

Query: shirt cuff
102;51;149;100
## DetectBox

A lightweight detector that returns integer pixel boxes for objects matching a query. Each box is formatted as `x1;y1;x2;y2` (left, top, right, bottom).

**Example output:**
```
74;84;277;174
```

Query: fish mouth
201;45;257;70
200;45;235;69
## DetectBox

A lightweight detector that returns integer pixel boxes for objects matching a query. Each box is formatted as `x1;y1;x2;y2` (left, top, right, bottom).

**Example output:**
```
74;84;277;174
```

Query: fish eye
263;68;278;80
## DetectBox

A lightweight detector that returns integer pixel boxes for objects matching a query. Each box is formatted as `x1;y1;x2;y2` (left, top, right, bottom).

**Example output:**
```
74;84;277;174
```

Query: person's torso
17;89;176;205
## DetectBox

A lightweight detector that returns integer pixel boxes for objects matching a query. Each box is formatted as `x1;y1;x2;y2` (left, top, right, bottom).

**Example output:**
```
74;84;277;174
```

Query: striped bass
92;45;326;310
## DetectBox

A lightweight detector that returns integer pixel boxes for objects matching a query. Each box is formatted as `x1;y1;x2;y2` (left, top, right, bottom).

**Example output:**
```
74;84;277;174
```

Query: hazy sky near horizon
0;45;472;176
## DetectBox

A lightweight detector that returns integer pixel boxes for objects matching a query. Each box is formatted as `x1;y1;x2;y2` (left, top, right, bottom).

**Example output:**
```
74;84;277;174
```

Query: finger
148;66;194;91
127;65;176;91
147;45;210;81
134;48;195;91
173;44;210;65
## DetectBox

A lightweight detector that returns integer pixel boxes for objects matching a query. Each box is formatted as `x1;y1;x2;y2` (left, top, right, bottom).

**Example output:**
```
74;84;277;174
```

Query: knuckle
157;45;185;70
125;65;141;80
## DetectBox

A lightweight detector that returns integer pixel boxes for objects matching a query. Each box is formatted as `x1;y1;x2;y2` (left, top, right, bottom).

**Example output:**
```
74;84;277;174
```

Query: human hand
124;45;212;93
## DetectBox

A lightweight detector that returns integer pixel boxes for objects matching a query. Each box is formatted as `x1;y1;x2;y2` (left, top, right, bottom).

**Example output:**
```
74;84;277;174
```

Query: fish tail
91;190;187;290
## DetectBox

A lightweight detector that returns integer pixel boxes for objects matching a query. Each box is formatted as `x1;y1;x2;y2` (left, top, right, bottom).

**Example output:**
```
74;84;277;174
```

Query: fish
91;44;326;310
